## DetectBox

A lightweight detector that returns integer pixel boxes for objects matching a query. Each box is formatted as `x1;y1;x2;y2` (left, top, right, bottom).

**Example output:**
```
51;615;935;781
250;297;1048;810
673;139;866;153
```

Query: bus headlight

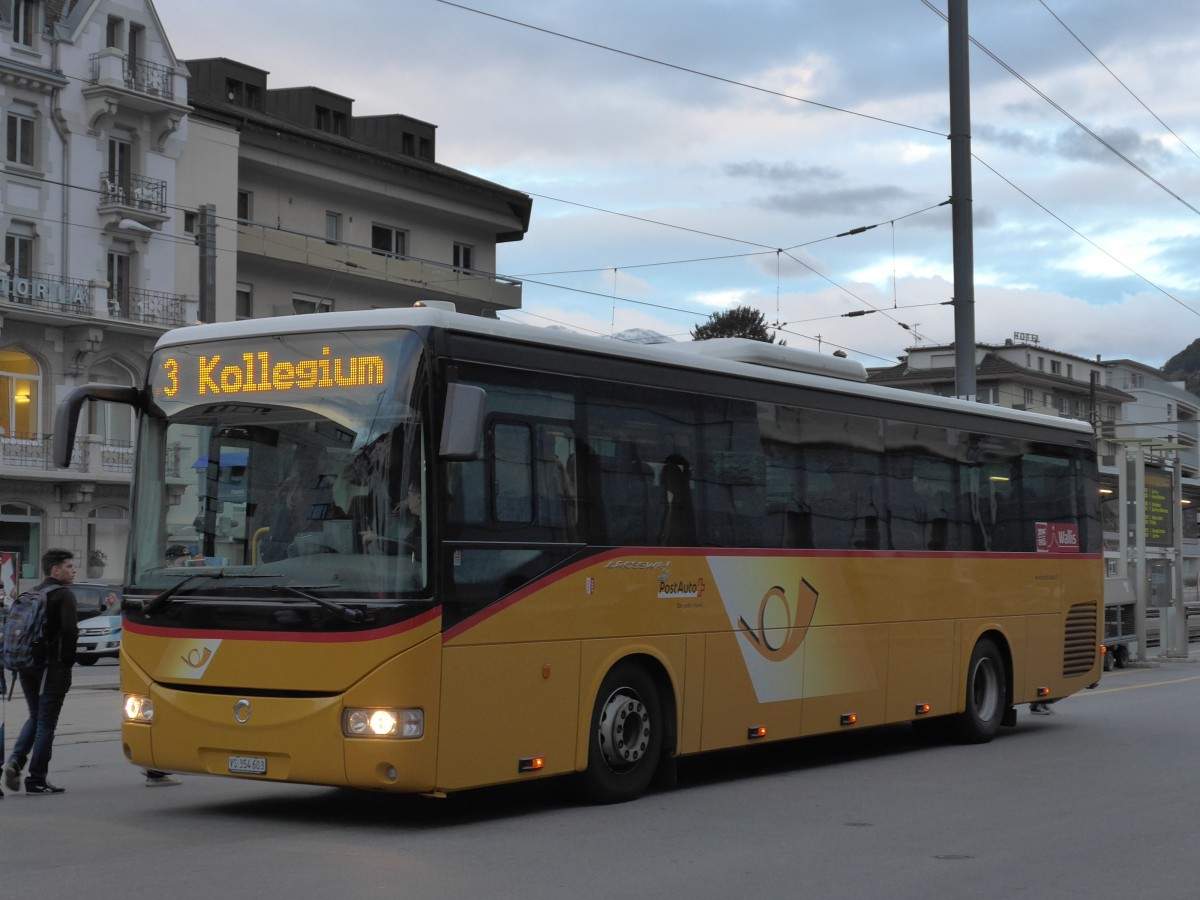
342;708;423;739
124;694;154;723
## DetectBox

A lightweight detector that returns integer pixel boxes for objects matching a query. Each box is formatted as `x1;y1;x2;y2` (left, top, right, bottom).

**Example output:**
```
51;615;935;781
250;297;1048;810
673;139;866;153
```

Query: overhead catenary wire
920;0;1200;219
973;154;1200;318
435;0;946;138
1037;0;1200;165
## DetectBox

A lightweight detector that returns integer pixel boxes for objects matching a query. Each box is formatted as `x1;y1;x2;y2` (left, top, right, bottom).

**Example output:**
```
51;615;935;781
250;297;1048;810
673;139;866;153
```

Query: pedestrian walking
1;664;7;800
2;549;79;795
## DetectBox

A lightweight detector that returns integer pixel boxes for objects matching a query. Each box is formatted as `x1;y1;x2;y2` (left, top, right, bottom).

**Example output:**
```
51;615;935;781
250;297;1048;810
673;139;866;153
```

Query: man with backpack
2;549;79;795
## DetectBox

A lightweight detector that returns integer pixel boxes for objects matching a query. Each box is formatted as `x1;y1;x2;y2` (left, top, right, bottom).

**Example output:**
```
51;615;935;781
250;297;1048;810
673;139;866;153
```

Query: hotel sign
0;272;91;306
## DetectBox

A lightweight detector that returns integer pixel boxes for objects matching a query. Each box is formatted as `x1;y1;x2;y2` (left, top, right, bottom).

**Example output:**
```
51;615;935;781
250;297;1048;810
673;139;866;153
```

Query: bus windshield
128;328;428;600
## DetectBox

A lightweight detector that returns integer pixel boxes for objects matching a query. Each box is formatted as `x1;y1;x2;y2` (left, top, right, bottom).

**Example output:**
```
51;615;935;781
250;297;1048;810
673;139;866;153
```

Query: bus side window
594;442;653;545
658;455;696;546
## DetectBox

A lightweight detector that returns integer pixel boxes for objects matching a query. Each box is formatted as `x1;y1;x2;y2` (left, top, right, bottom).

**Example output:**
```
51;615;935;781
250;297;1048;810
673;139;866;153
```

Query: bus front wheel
581;661;662;804
955;637;1006;744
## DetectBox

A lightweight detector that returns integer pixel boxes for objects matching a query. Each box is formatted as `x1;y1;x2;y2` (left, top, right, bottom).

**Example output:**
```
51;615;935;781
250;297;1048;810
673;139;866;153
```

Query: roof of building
868;350;1136;402
183;58;532;241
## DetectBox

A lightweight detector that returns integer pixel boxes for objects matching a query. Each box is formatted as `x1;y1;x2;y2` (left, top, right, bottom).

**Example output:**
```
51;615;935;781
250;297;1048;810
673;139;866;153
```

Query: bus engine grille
1063;601;1099;677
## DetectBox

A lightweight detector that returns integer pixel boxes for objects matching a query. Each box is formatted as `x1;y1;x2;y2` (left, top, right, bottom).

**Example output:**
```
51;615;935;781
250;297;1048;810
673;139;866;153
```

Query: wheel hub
597;690;651;770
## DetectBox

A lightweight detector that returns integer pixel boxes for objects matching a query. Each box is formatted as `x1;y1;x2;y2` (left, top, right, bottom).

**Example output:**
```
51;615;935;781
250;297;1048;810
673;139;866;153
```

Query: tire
580;661;663;804
953;637;1006;744
1113;645;1129;669
76;656;97;666
1102;648;1114;672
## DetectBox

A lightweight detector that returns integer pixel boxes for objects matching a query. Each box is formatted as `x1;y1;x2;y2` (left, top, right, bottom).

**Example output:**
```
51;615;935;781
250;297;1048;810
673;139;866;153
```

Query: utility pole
948;0;976;400
197;202;217;323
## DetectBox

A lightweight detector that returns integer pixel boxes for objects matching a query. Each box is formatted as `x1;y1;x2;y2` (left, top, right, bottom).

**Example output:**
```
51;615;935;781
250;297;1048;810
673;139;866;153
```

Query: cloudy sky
155;0;1200;368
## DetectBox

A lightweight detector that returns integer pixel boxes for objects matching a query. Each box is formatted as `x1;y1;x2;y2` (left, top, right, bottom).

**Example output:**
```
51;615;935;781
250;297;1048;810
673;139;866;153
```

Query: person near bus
3;549;79;795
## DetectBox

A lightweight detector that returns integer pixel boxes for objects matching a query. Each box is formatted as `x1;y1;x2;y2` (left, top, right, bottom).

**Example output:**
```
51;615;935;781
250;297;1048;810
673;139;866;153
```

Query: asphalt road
3;653;1198;900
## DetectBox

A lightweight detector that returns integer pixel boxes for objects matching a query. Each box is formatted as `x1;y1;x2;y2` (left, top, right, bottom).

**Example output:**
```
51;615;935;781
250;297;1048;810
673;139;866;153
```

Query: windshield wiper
140;574;368;624
271;584;369;624
142;571;228;617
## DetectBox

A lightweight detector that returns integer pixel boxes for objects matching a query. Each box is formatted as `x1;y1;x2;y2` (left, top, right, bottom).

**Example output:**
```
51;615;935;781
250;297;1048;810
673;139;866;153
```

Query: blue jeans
9;664;72;784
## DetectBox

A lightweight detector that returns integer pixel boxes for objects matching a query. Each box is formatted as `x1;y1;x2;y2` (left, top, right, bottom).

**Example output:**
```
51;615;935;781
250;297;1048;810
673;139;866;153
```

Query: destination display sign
147;331;414;410
156;346;385;400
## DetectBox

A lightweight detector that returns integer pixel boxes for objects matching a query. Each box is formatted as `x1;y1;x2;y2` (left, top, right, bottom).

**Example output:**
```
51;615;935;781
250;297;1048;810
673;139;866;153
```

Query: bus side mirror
53;383;144;468
439;383;486;460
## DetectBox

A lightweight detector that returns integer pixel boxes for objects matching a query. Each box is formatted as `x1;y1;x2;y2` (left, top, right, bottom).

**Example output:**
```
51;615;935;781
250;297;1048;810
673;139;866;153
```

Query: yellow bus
55;307;1101;802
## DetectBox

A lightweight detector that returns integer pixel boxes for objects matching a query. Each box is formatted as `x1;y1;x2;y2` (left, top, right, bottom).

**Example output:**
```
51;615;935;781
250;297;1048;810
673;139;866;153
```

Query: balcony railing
109;287;187;327
1;270;93;312
89;54;175;101
0;434;133;475
98;172;167;214
237;223;523;310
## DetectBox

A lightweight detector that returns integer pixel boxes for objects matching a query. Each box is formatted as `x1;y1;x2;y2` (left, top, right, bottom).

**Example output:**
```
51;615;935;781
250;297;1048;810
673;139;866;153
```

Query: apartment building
2;0;190;580
180;57;532;322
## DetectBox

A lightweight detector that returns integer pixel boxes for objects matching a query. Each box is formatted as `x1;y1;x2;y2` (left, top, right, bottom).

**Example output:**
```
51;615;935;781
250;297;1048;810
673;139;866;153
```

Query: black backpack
2;585;53;673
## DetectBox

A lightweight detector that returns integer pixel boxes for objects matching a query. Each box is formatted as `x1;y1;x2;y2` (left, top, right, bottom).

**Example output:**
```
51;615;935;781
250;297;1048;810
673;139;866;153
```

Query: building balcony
1;270;93;311
98;172;169;228
0;270;189;329
109;288;189;328
0;433;132;483
237;223;523;312
84;50;186;149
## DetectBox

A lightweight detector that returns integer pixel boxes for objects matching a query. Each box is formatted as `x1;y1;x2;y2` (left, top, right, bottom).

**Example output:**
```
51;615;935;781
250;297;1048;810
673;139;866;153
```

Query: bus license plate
228;755;267;775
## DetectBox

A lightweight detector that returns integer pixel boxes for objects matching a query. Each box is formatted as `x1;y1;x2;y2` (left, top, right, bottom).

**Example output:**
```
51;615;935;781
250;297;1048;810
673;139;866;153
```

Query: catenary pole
948;0;976;399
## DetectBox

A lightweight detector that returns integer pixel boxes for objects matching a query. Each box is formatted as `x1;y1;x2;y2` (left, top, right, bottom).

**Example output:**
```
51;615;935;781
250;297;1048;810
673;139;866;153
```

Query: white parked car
76;613;122;665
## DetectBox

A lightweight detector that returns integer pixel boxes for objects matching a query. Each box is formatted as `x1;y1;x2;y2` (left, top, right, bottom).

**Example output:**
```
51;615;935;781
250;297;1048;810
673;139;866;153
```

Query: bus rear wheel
581;661;662;804
954;637;1006;744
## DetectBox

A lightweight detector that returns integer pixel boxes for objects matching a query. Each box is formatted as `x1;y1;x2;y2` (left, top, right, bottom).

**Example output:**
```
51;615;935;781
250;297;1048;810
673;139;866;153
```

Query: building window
976;385;999;405
4;232;34;280
86;360;135;445
1022;389;1033;408
87;505;128;579
236;283;253;320
1043;392;1053;409
12;0;38;47
183;211;197;234
1106;404;1117;423
106;137;132;199
236;190;252;222
292;293;332;315
0;501;43;580
106;16;123;48
325;211;341;244
401;133;415;155
315;106;330;131
6;112;35;167
1067;364;1074;379
1167;403;1174;421
128;23;143;64
1038;357;1045;371
1050;360;1062;375
0;347;41;439
418;137;433;160
453;243;474;272
107;250;131;317
371;225;407;258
